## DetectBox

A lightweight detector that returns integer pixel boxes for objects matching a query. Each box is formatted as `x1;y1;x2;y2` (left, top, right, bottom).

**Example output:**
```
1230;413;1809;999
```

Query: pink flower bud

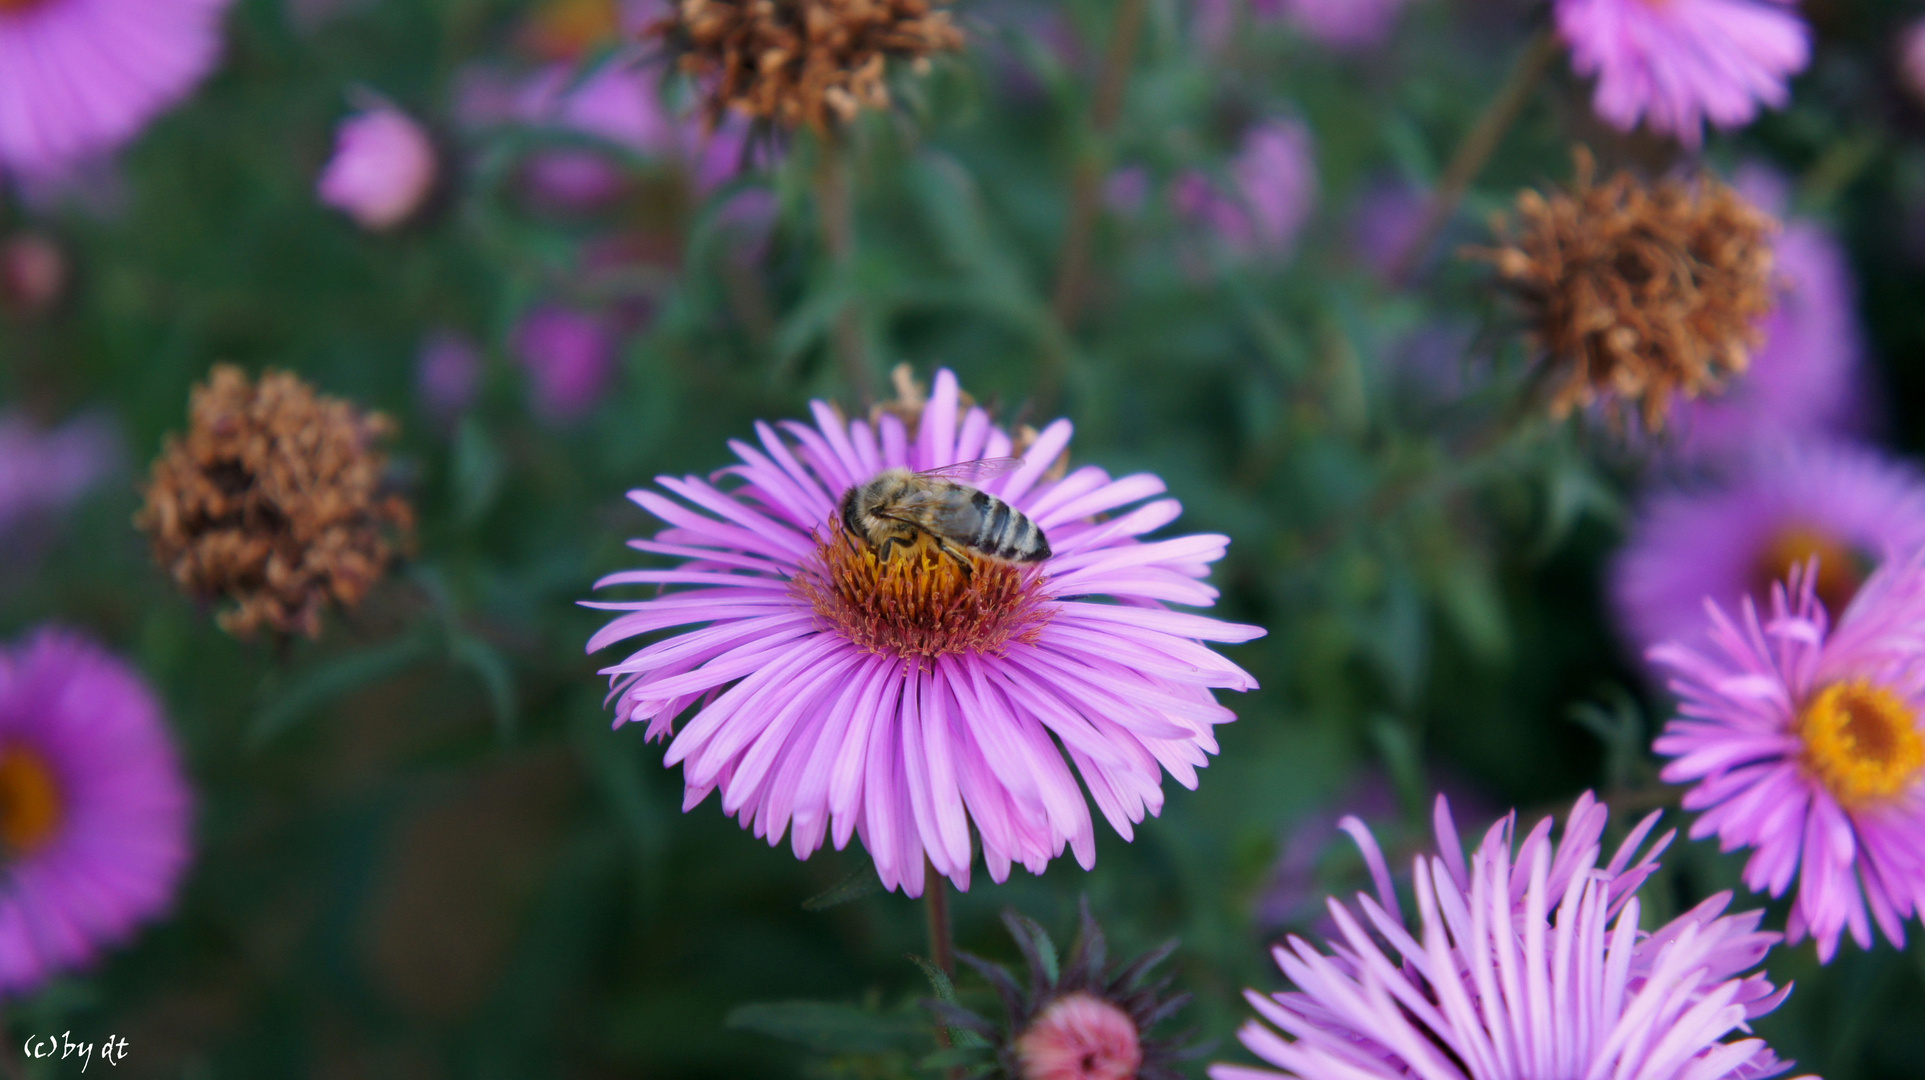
1014;993;1143;1080
317;105;438;231
0;234;68;315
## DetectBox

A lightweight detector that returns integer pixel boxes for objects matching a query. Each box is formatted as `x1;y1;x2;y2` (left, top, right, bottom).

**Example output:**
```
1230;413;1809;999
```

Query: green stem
1043;0;1149;408
816;133;874;401
1388;29;1559;286
924;858;954;977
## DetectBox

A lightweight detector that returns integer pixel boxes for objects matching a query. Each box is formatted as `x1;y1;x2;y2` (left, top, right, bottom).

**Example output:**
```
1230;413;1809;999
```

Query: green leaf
802;864;885;911
250;632;435;747
725;1001;928;1055
447;630;518;742
452;417;505;527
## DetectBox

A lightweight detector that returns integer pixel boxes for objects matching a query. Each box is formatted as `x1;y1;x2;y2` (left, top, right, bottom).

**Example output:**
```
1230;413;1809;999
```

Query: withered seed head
1468;148;1779;431
663;0;964;132
137;365;414;640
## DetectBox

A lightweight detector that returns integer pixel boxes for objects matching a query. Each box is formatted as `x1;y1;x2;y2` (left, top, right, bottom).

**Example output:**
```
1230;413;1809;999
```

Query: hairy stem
1388;28;1559;286
816;133;874;400
924;858;955;977
1044;0;1149;405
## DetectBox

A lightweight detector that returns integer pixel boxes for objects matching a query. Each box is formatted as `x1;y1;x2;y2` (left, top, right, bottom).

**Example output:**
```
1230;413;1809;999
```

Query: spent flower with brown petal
1469;149;1778;431
662;0;964;132
137;365;414;640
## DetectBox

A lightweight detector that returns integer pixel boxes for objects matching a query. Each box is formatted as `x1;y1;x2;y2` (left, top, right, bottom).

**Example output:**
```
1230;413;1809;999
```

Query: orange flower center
0;0;52;14
1797;680;1925;807
794;527;1051;661
1751;524;1866;616
0;744;64;857
522;0;621;61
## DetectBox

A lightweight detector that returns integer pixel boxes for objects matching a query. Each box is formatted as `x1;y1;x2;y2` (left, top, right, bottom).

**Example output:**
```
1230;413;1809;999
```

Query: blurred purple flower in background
1554;0;1809;147
416;330;484;423
512;304;617;422
0;410;118;548
1670;215;1870;460
457;56;751;213
1652;557;1925;961
0;0;234;177
1215;792;1796;1080
0;629;193;996
1104;167;1150;217
1273;0;1407;50
1349;177;1428;279
586;370;1264;896
1612;441;1925;658
1196;0;1407;52
1174;119;1317;261
1903;20;1925;108
317;103;438;231
0;232;68;316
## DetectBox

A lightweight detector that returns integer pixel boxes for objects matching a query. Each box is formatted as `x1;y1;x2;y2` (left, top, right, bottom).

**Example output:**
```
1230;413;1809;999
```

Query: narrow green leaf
725;1001;927;1054
250;632;434;747
447;630;518;741
802;864;884;911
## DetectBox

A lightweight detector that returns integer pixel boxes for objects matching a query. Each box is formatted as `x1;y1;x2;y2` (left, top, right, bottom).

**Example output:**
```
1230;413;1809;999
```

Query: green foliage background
6;0;1925;1075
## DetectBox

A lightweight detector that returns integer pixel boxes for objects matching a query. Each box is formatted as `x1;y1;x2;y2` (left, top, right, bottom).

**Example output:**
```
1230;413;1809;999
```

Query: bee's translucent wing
915;457;1026;483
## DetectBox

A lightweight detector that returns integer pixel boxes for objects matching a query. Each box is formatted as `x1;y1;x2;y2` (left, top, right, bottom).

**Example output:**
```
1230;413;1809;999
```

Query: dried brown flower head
1470;149;1779;430
666;0;964;131
137;365;414;640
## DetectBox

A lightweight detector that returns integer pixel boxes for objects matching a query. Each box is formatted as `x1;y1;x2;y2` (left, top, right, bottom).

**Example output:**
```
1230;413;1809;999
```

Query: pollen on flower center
1752;524;1866;616
794;526;1052;661
1798;679;1925;806
0;743;63;857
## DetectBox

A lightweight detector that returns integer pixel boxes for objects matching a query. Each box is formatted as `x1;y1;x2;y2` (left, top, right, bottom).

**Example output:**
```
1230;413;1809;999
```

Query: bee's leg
935;538;975;577
875;536;901;562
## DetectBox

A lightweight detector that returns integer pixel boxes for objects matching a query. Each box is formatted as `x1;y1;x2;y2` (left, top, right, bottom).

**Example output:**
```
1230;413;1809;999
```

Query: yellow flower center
1751;524;1866;617
1798;680;1925;806
0;744;64;857
795;527;1052;661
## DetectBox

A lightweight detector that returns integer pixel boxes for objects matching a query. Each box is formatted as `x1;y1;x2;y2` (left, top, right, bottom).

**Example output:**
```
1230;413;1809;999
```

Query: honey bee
839;459;1051;568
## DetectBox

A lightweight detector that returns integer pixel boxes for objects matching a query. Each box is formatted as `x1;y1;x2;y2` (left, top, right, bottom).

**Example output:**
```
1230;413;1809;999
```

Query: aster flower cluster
8;0;1925;1064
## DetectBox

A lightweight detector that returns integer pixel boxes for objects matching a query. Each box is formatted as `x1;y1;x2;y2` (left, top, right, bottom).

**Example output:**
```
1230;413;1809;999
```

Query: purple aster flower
0;0;234;177
1273;0;1406;49
0;410;118;544
511;304;617;423
585;370;1264;896
0;628;193;995
1350;177;1429;280
1173;118;1318;261
1214;792;1799;1080
1611;441;1925;659
1651;554;1925;961
317;102;439;232
1554;0;1810;148
415;330;483;424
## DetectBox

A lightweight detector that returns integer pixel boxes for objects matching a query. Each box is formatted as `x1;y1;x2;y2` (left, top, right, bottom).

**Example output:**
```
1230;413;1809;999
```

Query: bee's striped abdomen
967;487;1050;563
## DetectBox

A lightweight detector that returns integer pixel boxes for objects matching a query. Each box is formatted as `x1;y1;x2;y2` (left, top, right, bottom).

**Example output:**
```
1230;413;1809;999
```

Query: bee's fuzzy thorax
795;525;1052;662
